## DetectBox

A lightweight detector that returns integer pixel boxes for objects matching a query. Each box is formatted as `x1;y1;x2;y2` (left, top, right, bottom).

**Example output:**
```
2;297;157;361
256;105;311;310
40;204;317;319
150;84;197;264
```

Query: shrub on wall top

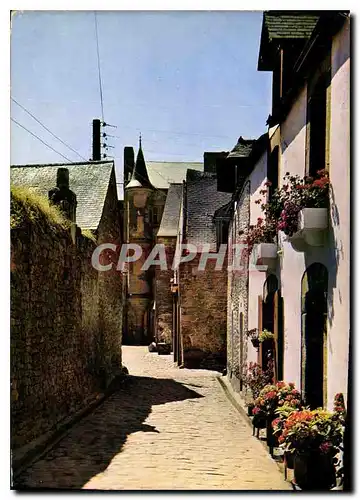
11;185;69;231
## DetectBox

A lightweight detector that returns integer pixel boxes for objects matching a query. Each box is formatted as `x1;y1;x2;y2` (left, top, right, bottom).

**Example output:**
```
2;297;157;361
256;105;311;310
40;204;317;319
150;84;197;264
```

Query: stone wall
179;253;227;369
11;192;123;459
155;236;176;345
227;182;250;392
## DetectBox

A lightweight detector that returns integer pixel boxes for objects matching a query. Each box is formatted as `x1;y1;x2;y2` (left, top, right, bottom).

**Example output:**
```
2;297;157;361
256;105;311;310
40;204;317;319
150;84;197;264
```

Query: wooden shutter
273;291;279;382
258;295;263;366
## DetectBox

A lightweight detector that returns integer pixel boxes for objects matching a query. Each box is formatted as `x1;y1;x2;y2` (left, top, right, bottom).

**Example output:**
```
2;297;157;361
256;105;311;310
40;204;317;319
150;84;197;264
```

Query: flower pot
254;243;278;270
252;413;267;429
266;417;279;448
291;208;328;247
247;404;255;416
251;338;260;349
284;451;295;470
293;452;336;491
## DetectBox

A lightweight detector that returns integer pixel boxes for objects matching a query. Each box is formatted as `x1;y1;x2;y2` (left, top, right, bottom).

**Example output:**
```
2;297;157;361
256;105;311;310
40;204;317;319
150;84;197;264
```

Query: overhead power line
11;118;73;163
113;124;234;140
94;12;105;123
11;97;87;161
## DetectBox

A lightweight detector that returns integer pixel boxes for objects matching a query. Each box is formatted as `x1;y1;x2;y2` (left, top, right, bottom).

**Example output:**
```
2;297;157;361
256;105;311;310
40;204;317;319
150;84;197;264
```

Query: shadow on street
14;375;203;490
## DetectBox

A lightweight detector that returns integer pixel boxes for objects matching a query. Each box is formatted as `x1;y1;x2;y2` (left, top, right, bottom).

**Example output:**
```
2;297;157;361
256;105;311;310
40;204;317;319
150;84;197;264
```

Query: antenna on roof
102;121;117;128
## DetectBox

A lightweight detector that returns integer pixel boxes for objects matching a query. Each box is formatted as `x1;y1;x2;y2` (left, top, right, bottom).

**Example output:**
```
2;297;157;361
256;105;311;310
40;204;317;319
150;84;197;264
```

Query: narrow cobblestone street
16;347;290;490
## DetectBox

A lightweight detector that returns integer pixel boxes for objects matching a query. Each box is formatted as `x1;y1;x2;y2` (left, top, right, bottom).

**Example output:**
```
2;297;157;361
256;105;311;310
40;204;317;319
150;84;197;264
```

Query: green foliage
278;408;344;456
10;185;69;230
81;228;97;243
259;329;275;342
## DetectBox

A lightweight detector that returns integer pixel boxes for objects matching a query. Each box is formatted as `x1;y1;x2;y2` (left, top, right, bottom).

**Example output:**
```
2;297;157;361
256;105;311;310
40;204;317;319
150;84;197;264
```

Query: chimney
203;151;229;173
92;119;101;161
56;167;70;189
49;168;77;242
124;146;135;185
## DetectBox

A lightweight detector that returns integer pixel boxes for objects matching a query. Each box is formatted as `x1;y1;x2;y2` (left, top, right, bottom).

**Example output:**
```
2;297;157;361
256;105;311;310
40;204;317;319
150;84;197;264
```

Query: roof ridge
10;160;114;169
147;161;203;165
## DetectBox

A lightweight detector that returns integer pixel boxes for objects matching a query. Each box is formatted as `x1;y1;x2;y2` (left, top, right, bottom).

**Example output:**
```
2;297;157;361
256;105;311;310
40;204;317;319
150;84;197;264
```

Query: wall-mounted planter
290;208;328;247
254;243;278;270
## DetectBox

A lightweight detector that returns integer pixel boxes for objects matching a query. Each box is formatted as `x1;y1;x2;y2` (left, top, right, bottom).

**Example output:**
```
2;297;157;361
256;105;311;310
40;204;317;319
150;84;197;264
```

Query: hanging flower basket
251;338;260;348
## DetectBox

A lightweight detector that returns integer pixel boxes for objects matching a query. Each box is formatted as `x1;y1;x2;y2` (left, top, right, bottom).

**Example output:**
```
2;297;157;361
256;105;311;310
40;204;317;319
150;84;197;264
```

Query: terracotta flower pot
294;452;336;491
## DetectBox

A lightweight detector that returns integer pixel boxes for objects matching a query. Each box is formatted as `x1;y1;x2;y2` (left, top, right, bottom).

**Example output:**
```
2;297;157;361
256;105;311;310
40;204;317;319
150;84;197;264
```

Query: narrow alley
15;347;290;491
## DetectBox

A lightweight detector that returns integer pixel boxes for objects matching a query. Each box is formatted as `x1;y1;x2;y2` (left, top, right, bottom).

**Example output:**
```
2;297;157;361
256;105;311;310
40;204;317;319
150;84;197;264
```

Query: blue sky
11;10;272;180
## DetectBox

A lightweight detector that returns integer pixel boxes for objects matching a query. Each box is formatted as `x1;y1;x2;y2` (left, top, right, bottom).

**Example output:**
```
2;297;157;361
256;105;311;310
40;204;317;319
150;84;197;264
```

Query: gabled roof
227;137;256;159
10;160;115;230
147;161;203;189
157;183;183;238
186;170;232;250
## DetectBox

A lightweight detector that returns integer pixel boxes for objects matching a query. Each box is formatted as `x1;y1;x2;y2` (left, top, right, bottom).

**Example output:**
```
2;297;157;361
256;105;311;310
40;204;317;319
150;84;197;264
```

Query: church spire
126;133;153;188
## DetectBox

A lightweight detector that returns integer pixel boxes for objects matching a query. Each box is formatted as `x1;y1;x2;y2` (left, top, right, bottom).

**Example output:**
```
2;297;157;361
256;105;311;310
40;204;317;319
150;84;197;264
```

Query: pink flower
319;442;332;454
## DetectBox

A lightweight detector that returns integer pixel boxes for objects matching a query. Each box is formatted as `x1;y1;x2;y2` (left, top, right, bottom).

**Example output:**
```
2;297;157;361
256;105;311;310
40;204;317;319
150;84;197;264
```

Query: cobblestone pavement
16;346;291;490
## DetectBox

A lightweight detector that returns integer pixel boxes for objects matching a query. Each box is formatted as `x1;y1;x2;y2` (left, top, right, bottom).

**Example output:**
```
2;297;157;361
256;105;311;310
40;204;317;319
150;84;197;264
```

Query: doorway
301;263;328;408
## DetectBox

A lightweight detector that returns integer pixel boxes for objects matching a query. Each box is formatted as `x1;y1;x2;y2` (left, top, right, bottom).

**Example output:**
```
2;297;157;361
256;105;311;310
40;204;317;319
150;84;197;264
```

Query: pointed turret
126;134;153;189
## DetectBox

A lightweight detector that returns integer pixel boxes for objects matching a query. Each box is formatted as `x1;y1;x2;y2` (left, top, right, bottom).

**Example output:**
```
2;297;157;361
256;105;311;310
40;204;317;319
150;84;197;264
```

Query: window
268;146;279;200
308;76;327;177
215;219;229;251
151;206;162;225
129;206;137;229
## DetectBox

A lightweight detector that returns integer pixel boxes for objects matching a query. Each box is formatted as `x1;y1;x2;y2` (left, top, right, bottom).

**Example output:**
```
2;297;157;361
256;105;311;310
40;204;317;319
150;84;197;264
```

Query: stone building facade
10;160;124;468
122;139;202;345
173;170;232;369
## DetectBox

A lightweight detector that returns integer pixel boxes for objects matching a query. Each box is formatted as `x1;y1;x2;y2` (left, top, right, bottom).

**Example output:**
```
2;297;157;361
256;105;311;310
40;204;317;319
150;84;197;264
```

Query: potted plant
242;362;274;416
278;408;344;490
259;329;274;343
272;403;303;469
253;169;330;246
277;170;330;245
240;216;277;269
253;382;302;451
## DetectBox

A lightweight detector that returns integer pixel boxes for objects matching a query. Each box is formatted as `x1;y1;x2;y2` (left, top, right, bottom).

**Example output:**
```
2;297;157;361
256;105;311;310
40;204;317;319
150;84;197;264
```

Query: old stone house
10;160;124;466
172;169;232;368
217;11;350;410
121;138;202;345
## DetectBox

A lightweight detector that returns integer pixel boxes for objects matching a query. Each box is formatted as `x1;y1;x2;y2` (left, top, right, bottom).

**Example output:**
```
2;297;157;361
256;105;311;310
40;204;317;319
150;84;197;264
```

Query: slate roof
147;162;203;189
10;160;115;230
227;136;256;159
186;170;232;250
258;12;320;70
157;184;183;238
264;12;319;40
127;142;153;189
